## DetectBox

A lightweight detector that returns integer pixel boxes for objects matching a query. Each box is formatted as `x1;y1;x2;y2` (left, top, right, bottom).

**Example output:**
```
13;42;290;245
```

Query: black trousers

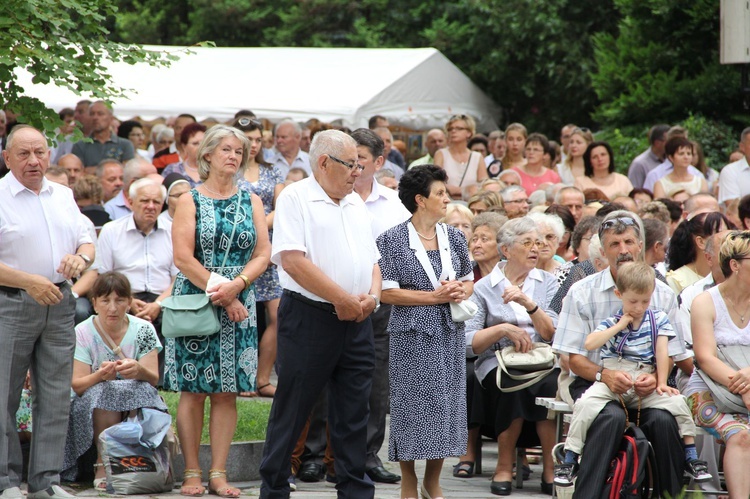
569;378;684;498
259;294;375;499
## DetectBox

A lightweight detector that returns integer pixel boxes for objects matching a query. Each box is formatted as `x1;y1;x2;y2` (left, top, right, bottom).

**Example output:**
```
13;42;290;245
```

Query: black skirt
476;367;560;446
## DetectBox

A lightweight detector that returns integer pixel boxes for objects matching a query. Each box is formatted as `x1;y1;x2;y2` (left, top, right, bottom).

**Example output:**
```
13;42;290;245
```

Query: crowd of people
3;100;750;499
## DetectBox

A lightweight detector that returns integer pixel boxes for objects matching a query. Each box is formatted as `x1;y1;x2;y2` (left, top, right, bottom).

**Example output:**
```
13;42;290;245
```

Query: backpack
601;423;659;499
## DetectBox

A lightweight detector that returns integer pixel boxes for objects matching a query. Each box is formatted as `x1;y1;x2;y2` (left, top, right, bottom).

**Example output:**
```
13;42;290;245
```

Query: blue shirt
598;308;675;364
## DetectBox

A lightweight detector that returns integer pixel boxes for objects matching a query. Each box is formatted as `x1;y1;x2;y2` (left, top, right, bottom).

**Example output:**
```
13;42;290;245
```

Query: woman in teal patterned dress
167;125;270;497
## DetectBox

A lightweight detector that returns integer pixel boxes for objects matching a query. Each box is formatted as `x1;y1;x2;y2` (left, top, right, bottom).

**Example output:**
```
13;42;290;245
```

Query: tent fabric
17;46;500;130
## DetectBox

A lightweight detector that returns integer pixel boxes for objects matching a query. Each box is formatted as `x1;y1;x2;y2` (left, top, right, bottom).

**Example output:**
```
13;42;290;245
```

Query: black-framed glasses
328;154;364;172
599;216;639;239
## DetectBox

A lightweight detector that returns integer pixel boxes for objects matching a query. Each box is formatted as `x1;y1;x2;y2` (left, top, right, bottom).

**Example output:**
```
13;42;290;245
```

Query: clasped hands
98;359;141;381
601;370;675;397
435;280;466;303
207;280;248;323
333;294;376;322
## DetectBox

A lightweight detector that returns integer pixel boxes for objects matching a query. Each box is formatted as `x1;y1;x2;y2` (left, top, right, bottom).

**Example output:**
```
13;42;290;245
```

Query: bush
596;115;738;175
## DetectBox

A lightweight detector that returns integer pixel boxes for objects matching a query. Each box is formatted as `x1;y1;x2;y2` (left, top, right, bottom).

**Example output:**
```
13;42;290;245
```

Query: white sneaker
0;487;23;499
27;485;76;499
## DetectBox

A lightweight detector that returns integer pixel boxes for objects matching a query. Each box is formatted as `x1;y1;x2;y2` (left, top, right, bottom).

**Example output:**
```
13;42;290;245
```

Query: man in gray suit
0;125;95;499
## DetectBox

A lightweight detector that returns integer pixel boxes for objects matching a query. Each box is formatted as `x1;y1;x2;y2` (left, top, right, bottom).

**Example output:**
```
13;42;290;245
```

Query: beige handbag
495;342;555;392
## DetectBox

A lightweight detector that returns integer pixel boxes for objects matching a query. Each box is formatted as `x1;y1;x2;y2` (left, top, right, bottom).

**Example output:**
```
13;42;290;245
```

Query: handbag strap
218;189;242;272
93;316;127;360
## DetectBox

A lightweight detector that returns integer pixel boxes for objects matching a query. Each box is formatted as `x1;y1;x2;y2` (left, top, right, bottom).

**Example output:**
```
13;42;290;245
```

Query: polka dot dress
377;222;470;461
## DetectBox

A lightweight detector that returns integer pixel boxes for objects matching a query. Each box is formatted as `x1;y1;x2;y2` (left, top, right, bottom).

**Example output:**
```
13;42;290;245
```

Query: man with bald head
0;125;95;499
272;119;311;177
409;128;447;168
103;157;157;219
57;154;84;187
71;101;134;168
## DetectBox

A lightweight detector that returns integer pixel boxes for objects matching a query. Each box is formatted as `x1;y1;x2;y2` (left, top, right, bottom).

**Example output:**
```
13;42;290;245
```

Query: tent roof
17;46;500;130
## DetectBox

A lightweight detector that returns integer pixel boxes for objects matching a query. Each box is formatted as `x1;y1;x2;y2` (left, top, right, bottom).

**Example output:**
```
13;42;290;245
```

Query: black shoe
490;480;512;496
541;480;553;495
553;462;578;487
297;462;325;483
325;473;337;484
685;459;712;483
366;466;401;483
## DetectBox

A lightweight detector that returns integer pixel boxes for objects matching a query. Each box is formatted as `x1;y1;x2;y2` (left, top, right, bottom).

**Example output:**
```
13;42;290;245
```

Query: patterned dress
377;221;471;461
238;165;284;302
62;315;166;481
164;190;259;393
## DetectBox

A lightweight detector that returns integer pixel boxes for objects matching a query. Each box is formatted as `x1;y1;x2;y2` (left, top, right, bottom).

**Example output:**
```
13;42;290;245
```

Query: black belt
0;281;66;295
283;290;337;315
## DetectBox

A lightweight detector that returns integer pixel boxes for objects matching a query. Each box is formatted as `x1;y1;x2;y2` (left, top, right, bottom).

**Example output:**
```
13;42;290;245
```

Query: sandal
256;383;276;398
208;469;240;498
93;463;108;491
452;460;475;478
181;468;206;497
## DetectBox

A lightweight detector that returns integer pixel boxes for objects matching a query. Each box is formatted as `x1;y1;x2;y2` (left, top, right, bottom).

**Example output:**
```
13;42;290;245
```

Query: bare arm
172;193;211;290
382;279;467;307
655;335;678;394
652;180;666;199
584;315;631;351
692;291;742;389
502;284;555;341
72;269;98;297
114;350;159;386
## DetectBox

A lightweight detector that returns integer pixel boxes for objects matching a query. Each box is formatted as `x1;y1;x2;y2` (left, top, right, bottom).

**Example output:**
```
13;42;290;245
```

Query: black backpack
601;423;660;499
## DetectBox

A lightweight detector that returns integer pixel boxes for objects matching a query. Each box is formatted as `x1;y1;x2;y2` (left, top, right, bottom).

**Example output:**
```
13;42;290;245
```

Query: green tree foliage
110;0;618;136
591;0;743;128
0;0;175;142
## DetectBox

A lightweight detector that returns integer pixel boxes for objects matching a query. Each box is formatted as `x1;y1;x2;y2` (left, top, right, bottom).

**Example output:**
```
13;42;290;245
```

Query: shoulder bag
696;344;750;414
495;342;555;393
161;190;242;338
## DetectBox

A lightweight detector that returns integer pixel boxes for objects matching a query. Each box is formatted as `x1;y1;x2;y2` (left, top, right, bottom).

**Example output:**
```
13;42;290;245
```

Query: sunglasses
598;216;639;240
236;117;261;127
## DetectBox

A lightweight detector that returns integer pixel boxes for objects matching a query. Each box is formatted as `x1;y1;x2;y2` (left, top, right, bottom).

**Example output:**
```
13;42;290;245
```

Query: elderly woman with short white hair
527;212;566;276
465;216;559;495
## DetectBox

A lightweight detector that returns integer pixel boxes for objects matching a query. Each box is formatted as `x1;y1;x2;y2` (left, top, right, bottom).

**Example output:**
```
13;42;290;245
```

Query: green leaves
1;0;173;142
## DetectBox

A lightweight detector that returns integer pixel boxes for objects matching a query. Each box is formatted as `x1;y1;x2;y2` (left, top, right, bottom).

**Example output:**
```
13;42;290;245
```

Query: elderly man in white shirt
271;119;311;178
260;130;380;499
552;211;691;498
718;127;750;225
0;125;95;499
97;178;177;379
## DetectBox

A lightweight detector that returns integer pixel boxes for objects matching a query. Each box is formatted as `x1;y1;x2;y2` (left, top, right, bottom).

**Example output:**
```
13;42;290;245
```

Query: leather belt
283;289;337;315
0;282;66;295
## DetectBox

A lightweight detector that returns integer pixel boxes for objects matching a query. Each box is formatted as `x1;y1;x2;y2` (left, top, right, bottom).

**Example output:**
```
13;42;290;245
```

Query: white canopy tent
17;46;500;130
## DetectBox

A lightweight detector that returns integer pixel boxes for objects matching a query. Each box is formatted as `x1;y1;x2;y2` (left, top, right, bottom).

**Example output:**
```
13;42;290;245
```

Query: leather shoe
490;480;512;496
541;480;553;495
366;466;401;483
297;462;325;483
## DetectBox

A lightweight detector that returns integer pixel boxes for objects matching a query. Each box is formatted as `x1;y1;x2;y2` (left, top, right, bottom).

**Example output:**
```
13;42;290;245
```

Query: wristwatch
595;366;605;382
370;294;381;313
76;254;91;267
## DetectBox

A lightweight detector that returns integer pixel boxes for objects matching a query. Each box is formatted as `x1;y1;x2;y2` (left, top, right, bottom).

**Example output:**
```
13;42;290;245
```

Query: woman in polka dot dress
376;165;473;499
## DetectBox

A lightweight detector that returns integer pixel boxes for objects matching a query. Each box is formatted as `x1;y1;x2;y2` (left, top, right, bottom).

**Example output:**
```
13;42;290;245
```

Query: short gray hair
471;212;507;236
5;124;43;152
309;130;357;171
599;209;645;260
499;184;526;202
123;157;154;186
554;185;584;204
156;126;174;143
128;177;166;200
196;125;251;182
588;234;605;265
497;216;538;248
528;212;565;239
275;119;302;137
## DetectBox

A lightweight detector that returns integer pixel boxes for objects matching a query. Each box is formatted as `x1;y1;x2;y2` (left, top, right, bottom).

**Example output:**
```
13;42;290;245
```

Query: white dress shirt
97;214;177;294
0;174;92;282
718;156;750;204
271;149;311;178
360;178;410;239
271;175;379;302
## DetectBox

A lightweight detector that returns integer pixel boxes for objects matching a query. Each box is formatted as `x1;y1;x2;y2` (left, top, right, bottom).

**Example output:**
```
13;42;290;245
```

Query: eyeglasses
519;240;544;249
598;216;639;239
236;117;261;127
327;154;364;172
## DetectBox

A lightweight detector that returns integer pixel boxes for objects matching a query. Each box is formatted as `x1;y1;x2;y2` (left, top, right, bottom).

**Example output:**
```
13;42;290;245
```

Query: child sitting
554;261;711;487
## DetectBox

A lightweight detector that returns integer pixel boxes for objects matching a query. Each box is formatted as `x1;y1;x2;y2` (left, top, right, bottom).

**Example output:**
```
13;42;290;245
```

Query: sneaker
0;487;23;499
288;475;297;492
685;459;712;483
27;486;76;499
553;462;579;487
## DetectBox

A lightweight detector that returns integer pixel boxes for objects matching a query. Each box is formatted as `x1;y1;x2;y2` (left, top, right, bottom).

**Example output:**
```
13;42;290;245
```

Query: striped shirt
598;308;674;364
